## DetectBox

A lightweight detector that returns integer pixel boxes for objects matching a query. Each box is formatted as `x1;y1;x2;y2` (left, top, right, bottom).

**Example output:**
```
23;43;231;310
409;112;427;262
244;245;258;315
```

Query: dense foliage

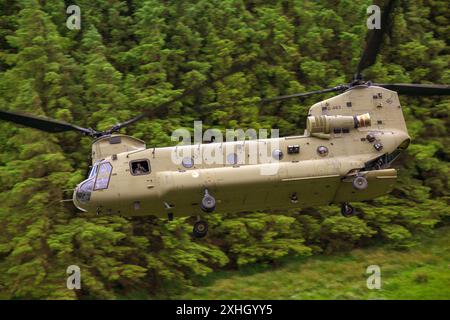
0;0;448;299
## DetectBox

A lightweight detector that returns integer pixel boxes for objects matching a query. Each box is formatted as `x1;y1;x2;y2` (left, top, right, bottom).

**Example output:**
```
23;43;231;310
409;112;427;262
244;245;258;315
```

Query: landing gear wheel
341;203;354;217
352;176;368;190
193;220;208;238
201;189;216;213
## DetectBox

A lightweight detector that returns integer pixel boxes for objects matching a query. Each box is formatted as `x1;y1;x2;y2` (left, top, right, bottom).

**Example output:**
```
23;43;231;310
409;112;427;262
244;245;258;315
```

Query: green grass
179;227;450;300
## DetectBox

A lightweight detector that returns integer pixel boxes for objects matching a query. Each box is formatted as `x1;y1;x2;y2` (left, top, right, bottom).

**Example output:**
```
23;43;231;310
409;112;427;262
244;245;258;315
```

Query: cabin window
317;146;329;157
130;159;151;175
94;162;113;190
181;157;194;169
227;153;238;165
272;149;284;160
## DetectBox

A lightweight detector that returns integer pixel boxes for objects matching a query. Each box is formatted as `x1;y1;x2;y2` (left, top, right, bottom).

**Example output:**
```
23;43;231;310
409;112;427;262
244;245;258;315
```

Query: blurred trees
0;0;448;299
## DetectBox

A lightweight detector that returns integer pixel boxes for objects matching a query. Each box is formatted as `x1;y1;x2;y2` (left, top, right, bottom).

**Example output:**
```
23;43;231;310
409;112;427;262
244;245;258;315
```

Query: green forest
0;0;448;299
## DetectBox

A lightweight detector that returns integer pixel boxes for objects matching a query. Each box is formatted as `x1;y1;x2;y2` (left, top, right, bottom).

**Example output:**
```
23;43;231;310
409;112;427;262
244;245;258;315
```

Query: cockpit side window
130;159;151;176
94;162;113;190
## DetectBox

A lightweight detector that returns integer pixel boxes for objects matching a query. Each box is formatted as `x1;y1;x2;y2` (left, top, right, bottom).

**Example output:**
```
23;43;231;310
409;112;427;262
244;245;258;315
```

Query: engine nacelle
306;113;371;136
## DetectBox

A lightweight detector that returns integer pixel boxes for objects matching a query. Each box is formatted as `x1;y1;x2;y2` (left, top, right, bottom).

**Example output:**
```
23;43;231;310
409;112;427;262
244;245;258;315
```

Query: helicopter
0;1;449;238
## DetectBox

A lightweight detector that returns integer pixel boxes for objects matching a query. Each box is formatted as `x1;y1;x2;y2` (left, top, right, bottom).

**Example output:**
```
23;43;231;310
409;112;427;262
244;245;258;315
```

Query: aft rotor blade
261;85;349;103
374;83;450;95
0;109;94;135
356;0;397;76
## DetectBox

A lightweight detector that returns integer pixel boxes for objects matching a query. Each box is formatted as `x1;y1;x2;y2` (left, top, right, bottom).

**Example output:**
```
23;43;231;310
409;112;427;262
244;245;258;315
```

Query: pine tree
81;25;130;131
0;1;81;298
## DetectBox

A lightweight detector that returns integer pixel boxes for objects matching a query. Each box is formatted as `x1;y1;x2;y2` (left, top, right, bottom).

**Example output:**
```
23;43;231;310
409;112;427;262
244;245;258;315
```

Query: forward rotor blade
261;85;349;103
0;109;94;135
374;83;450;95
356;0;397;76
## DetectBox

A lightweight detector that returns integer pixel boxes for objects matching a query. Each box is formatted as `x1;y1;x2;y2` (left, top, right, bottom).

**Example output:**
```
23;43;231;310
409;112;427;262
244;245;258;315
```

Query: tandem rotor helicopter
0;1;449;238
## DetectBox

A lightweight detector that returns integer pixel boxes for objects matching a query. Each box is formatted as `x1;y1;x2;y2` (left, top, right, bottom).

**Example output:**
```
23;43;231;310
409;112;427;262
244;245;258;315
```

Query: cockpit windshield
76;179;94;203
75;162;112;206
88;164;98;179
94;162;113;190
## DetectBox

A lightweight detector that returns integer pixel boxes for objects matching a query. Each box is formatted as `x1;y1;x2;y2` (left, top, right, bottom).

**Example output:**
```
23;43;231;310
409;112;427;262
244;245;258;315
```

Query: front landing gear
341;203;354;217
201;189;216;213
193;220;208;238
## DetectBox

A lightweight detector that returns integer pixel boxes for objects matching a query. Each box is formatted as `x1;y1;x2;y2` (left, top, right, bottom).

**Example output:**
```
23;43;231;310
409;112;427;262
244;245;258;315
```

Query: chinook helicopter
0;1;449;238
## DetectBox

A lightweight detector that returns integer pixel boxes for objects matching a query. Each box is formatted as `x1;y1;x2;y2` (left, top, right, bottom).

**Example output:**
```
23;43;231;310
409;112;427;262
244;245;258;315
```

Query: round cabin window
317;146;329;157
227;153;238;165
181;157;194;168
272;149;283;160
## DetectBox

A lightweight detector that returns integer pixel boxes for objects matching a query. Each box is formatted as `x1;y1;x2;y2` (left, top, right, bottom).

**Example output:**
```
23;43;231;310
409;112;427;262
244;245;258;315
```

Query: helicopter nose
73;179;94;212
398;137;410;150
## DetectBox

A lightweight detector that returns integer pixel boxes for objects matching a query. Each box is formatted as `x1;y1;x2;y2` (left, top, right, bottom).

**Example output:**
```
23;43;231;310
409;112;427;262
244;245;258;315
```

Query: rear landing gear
193;220;208;238
341;203;354;217
352;176;368;190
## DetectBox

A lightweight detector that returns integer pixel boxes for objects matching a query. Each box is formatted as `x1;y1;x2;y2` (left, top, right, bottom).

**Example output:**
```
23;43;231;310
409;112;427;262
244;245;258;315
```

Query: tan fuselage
73;85;410;218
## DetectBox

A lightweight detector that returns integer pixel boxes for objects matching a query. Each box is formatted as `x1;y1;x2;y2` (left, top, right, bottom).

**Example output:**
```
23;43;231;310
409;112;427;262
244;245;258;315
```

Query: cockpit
73;161;113;211
88;164;98;179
